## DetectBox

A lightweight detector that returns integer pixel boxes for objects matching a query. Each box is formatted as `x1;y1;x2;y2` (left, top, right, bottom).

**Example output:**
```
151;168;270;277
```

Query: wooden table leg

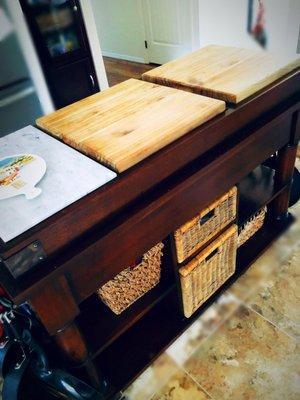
29;275;104;388
270;144;297;219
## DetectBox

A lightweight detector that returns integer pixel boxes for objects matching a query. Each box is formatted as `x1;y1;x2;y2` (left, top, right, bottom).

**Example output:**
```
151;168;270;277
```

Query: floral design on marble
247;244;300;340
123;353;178;400
166;292;240;366
151;371;211;400
184;305;300;400
0;126;116;242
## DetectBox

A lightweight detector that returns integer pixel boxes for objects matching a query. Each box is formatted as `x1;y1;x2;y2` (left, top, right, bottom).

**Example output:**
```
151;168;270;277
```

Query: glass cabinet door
23;0;87;62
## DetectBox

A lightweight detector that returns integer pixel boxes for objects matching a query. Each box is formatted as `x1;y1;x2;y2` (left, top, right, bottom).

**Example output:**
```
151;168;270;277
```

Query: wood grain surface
142;45;300;103
36;79;225;172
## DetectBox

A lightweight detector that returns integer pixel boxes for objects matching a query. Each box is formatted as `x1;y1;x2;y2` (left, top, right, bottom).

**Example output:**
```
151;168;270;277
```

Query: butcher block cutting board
142;45;300;103
36;79;225;173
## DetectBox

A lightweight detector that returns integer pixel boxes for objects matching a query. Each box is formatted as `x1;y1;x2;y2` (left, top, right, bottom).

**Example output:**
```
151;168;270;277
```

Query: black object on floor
0;297;106;400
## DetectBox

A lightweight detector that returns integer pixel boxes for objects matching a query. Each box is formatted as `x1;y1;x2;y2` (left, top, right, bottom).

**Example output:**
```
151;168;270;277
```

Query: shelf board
77;277;175;359
237;165;286;226
93;215;294;397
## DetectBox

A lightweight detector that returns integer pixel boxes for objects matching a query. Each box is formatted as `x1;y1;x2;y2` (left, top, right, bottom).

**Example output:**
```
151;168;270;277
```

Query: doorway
142;0;200;64
91;0;199;66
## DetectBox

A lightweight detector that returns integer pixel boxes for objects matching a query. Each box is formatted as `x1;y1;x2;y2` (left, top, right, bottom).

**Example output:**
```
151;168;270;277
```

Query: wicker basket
97;242;164;315
174;187;237;263
179;225;238;318
238;208;266;247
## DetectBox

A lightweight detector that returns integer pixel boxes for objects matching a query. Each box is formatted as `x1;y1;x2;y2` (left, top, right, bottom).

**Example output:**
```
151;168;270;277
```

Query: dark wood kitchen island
0;47;299;399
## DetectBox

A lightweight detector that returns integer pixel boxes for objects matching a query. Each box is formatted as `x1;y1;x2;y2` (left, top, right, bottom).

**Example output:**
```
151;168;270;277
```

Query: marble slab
0;126;116;243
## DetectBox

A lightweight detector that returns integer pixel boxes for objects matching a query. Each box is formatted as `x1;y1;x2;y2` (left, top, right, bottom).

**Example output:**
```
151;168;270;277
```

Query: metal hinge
0;241;47;279
144;40;148;49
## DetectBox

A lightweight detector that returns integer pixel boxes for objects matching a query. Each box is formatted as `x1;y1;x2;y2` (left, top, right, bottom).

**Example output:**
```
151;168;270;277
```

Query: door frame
139;0;200;65
137;0;150;64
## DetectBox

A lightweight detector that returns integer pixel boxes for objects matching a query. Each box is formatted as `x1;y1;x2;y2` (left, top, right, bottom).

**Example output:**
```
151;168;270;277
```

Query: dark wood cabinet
19;0;99;109
48;57;98;109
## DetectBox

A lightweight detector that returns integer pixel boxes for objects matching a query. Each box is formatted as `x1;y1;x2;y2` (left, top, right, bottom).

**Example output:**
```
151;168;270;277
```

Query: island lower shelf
75;161;293;398
91;214;293;396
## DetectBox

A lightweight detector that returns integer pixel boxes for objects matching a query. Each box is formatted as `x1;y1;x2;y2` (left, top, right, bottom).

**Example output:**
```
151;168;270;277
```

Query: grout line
242;301;297;342
182;366;215;399
227;275;269;302
239;252;300;329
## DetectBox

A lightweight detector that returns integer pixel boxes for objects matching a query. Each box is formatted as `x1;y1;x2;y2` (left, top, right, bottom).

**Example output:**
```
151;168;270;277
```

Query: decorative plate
0;154;46;200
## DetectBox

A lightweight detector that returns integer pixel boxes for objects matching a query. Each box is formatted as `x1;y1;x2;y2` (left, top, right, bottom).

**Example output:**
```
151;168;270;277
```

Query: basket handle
205;247;219;262
199;209;215;225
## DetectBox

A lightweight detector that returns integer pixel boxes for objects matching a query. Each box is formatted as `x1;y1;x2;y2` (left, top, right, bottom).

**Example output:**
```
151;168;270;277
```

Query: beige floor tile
151;370;211;400
229;247;283;301
246;245;300;339
185;305;300;400
166;292;240;366
123;353;178;400
230;198;300;302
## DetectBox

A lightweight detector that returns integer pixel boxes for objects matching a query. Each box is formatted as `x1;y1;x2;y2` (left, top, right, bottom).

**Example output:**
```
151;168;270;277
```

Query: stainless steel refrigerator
0;0;43;138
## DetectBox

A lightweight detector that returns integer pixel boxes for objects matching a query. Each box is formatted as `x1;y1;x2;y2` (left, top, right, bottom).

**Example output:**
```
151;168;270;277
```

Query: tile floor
121;161;300;400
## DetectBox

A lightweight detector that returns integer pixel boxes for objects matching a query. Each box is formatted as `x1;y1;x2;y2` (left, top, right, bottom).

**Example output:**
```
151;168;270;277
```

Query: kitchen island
0;49;299;399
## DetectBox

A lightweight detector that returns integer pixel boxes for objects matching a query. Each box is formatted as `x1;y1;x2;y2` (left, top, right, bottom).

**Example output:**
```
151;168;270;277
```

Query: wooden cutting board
142;45;300;103
36;79;225;173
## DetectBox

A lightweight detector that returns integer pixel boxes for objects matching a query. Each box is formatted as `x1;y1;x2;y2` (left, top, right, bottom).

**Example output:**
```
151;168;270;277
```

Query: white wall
198;0;300;58
198;0;259;50
263;0;296;55
91;0;147;63
286;0;300;55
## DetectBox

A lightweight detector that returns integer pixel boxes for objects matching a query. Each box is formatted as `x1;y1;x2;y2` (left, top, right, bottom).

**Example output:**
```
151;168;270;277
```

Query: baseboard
102;50;147;64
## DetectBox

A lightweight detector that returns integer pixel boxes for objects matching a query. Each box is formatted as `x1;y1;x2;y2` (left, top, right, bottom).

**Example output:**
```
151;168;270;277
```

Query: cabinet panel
49;58;98;108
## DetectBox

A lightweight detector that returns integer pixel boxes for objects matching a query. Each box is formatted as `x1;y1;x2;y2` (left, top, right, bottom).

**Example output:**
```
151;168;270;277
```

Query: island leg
29;275;104;389
270;144;297;219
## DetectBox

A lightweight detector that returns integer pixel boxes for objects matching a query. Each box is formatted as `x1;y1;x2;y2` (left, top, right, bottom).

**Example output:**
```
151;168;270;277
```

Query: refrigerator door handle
0;86;35;108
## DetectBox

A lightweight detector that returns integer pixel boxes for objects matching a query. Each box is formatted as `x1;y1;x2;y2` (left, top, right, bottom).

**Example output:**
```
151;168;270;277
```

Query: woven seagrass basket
238;208;266;247
174;187;237;263
179;225;238;318
98;242;164;315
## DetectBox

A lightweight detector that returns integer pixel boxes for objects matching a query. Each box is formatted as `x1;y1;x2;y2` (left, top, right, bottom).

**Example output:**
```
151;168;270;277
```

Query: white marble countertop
0;125;117;243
